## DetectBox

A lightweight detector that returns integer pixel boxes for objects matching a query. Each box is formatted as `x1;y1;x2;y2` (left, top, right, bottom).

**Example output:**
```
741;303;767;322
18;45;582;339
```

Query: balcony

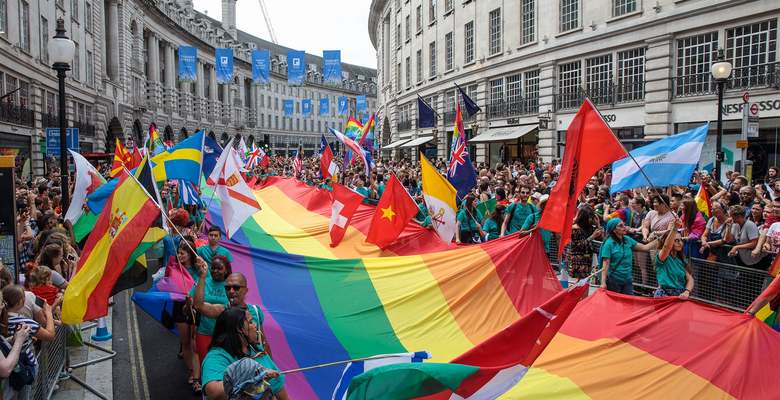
0;103;34;127
556;81;645;111
443;109;476;125
71;120;96;137
486;98;539;119
397;119;412;131
41;112;58;129
672;62;780;98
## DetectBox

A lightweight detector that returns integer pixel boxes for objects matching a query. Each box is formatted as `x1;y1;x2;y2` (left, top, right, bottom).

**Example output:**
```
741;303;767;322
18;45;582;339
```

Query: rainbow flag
695;184;712;218
358;114;376;150
344;116;363;140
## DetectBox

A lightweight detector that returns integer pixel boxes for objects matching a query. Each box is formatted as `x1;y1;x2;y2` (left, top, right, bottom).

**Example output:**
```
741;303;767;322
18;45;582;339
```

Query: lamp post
48;18;75;211
711;48;733;183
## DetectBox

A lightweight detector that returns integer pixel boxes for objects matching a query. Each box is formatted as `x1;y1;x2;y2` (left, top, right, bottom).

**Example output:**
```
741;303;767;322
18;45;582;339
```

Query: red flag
329;183;363;247
366;175;418;249
110;139;133;177
129;146;143;169
539;99;627;255
320;145;338;179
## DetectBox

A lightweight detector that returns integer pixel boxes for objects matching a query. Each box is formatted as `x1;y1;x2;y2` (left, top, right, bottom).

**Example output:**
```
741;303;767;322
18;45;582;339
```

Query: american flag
293;146;303;176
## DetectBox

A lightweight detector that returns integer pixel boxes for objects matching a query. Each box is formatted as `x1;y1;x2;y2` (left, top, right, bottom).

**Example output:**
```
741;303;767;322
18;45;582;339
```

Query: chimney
221;0;237;38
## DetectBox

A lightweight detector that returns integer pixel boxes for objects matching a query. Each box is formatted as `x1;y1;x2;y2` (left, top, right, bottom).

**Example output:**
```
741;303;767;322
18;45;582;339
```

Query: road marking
129;289;150;400
125;290;141;400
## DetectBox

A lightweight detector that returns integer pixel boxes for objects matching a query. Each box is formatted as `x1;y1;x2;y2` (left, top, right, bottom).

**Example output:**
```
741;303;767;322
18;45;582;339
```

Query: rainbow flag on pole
695;184;712;218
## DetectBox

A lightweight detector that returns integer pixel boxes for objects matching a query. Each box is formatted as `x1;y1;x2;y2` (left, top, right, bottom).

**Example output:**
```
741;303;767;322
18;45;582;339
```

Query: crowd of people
6;152;779;398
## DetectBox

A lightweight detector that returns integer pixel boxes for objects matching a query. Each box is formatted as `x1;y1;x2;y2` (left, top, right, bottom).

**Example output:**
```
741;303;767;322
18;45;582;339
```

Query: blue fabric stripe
611;163;698;193
332;361;364;400
613;124;708;169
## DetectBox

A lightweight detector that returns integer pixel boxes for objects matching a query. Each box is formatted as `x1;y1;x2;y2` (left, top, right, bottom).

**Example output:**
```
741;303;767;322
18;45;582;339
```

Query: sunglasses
225;285;246;291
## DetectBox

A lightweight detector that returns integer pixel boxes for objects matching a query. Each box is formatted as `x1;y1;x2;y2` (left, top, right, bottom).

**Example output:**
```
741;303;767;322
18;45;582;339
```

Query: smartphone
34;296;45;308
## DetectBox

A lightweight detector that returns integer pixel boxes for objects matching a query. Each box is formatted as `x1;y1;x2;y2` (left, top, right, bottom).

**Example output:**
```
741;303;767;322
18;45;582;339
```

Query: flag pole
279;353;429;375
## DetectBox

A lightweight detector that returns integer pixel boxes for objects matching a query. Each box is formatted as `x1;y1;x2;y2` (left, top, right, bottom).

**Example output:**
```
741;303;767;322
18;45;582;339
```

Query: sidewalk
51;310;114;400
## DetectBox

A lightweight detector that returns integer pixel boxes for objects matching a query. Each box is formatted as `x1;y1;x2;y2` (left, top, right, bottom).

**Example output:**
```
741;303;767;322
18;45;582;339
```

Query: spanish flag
110;138;132;177
420;153;458;243
62;157;162;324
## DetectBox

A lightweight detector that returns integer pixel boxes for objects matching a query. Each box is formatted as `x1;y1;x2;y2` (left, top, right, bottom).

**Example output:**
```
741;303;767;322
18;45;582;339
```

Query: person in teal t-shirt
197;226;234;267
654;220;694;298
456;194;484;244
599;218;657;295
202;307;289;399
192;255;231;362
482;205;505;241
520;196;552;253
501;188;537;236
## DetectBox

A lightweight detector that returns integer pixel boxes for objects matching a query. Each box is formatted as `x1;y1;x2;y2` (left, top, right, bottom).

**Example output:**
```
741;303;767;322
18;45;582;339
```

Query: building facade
369;0;780;178
0;0;376;176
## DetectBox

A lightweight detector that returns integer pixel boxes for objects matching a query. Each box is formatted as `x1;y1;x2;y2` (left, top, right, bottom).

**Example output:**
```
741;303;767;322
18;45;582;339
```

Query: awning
469;125;538;143
400;136;434;148
383;138;412;150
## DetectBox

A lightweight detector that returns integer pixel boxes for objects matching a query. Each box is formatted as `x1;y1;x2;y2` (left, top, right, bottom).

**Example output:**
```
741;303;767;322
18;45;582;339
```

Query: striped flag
177;179;202;206
332;351;431;400
695;184;712;219
293;146;303;176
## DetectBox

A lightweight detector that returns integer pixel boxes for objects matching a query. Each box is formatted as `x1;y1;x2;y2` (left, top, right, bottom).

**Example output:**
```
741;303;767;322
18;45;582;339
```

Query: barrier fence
25;325;67;400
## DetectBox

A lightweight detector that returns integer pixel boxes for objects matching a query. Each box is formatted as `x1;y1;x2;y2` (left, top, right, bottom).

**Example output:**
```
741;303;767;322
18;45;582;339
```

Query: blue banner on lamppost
356;95;367;114
319;97;329;116
252;49;269;84
322;50;341;86
287;50;305;86
337;96;348;116
283;99;294;116
302;99;312;117
178;46;197;82
45;128;79;156
215;48;234;84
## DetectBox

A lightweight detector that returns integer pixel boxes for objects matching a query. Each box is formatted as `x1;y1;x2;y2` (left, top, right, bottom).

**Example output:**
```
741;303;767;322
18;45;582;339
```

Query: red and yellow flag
366;174;419;249
695;184;712;219
110;138;132;177
62;157;161;324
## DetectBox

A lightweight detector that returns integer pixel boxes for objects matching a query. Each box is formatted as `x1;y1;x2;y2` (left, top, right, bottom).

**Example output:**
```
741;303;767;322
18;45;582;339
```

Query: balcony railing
71;121;96;137
0;103;34;127
443;109;476;125
486;98;539;119
672;62;780;98
41;112;58;128
556;81;645;111
397;119;412;131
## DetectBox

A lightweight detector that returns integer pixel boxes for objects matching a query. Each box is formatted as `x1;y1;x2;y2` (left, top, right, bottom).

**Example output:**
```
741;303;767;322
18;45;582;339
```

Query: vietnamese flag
366;174;418;249
539;99;627;255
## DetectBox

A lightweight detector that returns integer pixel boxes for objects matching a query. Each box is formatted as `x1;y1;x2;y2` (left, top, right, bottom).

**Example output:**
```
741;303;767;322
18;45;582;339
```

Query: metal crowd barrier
22;325;67;400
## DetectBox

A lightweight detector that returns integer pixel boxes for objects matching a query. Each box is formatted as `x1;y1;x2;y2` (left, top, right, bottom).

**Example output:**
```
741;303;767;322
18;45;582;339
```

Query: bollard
91;316;112;341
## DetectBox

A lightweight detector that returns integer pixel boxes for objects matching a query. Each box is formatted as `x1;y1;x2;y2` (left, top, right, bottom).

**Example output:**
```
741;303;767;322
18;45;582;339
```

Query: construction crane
257;0;278;44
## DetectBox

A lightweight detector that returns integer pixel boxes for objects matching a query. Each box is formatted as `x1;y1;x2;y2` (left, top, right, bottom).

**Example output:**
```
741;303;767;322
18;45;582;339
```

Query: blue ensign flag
283;99;294;116
252;49;270;84
177;46;197;82
202;134;223;179
302;99;312;116
287;50;305;86
319;97;330;116
610;123;710;194
337;96;348;116
323;50;341;85
215;48;234;84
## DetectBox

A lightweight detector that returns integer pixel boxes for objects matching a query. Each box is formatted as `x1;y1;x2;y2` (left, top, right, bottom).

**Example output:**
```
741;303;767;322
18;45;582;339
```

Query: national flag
610;123;709;194
346;282;589;400
246;143;268;170
366;174;418;249
61;156;162;324
447;103;477;199
110;138;132;177
151;130;205;185
695;184;712;219
202;134;223;178
212;147;261;239
293;146;303;176
329;183;363;247
148;123;166;156
417;95;437;128
65;150;106;225
330;128;370;176
178;179;202;206
321;140;339;180
475;198;497;220
237;136;249;161
129;146;144;169
456;83;481;118
207;138;235;186
331;351;431;400
539;99;627;255
420;154;458;243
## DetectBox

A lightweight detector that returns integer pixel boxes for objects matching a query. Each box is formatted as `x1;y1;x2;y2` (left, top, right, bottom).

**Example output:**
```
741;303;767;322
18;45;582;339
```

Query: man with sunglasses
223;273;275;360
500;187;537;237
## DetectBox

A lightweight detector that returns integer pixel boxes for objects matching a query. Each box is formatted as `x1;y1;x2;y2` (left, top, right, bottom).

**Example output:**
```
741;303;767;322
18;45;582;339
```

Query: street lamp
711;48;732;183
48;18;75;211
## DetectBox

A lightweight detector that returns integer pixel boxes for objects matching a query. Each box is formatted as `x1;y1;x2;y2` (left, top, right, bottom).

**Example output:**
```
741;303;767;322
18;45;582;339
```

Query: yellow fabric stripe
501;368;590;399
362;255;473;362
61;176;152;324
420;154;457;211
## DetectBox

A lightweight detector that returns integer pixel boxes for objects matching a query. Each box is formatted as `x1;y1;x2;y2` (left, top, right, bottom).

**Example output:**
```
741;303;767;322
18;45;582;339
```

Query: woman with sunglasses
654;220;694;298
193;255;231;362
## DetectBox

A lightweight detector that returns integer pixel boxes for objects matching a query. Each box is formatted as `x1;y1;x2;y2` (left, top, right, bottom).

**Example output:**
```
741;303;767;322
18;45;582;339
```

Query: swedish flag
151;130;204;184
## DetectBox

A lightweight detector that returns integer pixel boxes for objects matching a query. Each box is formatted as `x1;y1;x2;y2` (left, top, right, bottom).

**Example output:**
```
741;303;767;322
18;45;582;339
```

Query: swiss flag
366;174;418;249
329;183;364;247
320;144;338;179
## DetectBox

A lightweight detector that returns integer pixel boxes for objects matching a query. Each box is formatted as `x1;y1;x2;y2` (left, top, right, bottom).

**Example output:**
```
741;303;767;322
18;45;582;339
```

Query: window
521;0;535;44
586;54;613;105
86;50;94;87
19;81;28;108
73;41;80;80
524;70;540;113
46;91;56;115
429;41;437;77
405;56;411;88
445;90;455;112
405;15;410;40
464;21;474;63
557;61;581;109
445;0;453;13
85;2;92;32
415;5;422;32
505;74;521;114
726;19;778;89
5;75;16;104
559;0;579;32
416;49;423;82
613;0;636;17
0;0;7;35
675;32;718;96
488;78;503;117
19;0;29;52
489;8;501;56
71;0;78;21
444;32;453;71
428;0;436;23
396;23;401;48
40;17;49;64
617;48;645;102
396;62;401;90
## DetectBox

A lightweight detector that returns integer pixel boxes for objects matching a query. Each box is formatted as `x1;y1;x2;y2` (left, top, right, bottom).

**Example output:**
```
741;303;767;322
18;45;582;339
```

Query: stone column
195;61;205;120
644;34;674;139
107;0;120;81
537;61;557;162
209;64;218;121
164;42;177;114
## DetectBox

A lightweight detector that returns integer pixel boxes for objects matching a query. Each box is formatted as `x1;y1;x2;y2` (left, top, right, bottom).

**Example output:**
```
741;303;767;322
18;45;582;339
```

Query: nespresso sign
722;99;780;116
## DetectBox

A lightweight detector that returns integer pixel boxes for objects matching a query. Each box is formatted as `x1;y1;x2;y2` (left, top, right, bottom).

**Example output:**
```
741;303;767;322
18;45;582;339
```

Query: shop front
0;131;31;176
400;136;436;161
471;125;538;167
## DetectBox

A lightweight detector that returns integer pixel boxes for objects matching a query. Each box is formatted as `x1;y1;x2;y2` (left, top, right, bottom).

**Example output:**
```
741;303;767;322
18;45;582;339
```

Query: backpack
0;336;37;390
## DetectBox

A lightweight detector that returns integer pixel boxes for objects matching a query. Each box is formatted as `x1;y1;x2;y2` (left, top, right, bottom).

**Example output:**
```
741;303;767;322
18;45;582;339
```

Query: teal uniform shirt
196;245;234;266
521;211;552;253
415;202;431;227
506;202;537;234
457;208;481;233
482;219;500;241
355;186;371;198
377;182;386;198
655;254;687;290
599;235;638;284
201;347;285;395
189;275;229;335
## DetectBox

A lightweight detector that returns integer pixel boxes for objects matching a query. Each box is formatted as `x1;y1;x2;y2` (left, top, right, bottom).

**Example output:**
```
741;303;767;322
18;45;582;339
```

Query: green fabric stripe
346;362;479;400
306;257;406;358
73;211;99;242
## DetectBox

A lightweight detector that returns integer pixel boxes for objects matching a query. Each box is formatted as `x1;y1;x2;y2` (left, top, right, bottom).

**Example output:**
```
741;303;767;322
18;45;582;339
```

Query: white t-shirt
766;222;780;253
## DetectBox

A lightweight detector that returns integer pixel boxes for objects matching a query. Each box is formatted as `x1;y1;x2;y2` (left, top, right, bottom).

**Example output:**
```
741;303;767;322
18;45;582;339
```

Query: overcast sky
192;0;377;68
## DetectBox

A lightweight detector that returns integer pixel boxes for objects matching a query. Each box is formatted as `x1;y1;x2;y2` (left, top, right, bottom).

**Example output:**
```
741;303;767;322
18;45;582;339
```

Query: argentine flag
331;351;431;400
610;123;709;194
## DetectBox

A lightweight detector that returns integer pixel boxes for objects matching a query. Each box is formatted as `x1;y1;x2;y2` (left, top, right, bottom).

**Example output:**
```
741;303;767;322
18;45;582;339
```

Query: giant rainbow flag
141;177;780;399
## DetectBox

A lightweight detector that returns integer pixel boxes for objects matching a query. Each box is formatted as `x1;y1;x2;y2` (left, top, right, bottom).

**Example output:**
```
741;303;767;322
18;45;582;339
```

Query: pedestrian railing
23;325;67;400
